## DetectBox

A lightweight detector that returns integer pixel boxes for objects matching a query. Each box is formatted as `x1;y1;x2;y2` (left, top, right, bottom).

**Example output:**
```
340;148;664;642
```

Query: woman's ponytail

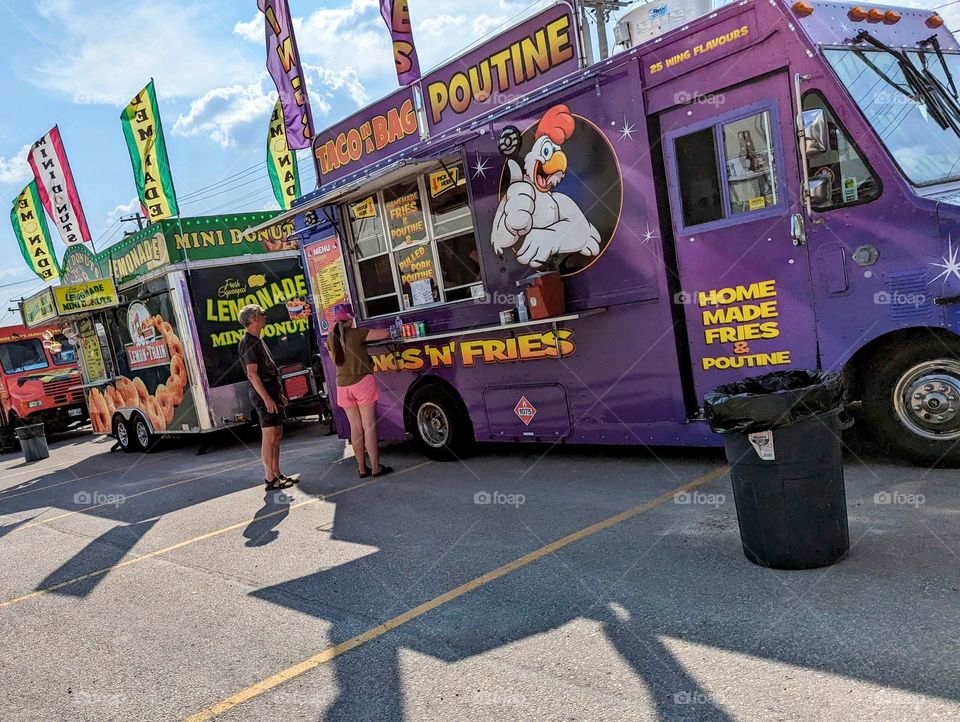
330;321;346;366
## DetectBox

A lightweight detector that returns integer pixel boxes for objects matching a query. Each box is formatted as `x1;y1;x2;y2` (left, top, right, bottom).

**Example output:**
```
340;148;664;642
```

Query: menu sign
20;287;57;328
304;234;349;334
77;317;107;381
385;186;426;248
53;278;119;316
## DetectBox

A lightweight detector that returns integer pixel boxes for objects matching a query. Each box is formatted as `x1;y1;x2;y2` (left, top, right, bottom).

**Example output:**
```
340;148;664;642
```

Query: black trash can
15;423;49;463
704;370;850;570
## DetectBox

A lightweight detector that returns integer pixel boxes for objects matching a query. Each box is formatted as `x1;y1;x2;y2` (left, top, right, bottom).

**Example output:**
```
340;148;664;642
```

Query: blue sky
0;0;569;322
1;0;956;322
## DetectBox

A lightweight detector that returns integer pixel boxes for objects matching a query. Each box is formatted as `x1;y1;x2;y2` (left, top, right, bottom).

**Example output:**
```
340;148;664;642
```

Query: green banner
267;100;301;210
120;80;179;223
11;181;60;282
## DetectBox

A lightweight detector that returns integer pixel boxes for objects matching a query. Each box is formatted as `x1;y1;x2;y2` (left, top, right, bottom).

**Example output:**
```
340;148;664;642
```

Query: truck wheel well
403;376;473;438
843;327;960;401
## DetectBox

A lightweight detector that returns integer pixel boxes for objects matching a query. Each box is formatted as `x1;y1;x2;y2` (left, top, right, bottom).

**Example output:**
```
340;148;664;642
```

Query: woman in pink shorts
325;304;392;478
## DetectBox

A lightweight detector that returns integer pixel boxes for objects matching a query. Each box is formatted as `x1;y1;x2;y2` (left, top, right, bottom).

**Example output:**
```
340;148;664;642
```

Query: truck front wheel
409;384;473;461
861;339;960;466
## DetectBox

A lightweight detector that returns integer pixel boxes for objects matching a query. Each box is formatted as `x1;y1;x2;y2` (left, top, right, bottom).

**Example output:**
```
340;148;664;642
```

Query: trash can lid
703;369;843;434
14;423;46;440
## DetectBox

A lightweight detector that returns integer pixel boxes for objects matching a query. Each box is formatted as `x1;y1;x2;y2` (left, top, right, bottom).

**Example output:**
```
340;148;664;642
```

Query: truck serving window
674;109;780;228
0;339;49;374
51;334;77;365
801;91;880;210
344;161;483;317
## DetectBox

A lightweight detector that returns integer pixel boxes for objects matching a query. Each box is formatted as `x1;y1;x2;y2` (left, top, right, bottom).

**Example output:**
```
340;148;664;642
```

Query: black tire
408;384;474;461
114;416;135;453
860;338;960;466
129;413;153;453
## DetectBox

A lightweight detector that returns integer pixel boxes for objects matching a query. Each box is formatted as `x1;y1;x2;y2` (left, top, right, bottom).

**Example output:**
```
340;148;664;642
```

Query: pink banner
28;126;91;246
258;0;315;150
380;0;421;86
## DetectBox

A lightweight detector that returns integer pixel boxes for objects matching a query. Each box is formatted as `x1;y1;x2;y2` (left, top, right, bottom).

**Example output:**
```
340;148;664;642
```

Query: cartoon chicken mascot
491;104;601;268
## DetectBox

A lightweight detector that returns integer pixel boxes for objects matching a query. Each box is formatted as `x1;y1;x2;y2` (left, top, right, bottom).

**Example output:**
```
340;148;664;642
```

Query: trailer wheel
409;384;473;461
129;413;153;453
114;416;135;453
861;338;960;466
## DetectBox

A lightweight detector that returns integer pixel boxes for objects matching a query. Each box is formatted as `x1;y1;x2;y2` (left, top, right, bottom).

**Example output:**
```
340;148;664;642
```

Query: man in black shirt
238;304;298;489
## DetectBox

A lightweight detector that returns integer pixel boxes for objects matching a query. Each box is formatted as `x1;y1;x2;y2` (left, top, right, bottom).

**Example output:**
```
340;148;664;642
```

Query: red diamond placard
514;396;537;426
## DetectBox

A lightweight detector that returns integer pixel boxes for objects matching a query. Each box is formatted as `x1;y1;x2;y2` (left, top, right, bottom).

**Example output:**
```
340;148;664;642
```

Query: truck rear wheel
409;384;473;461
861;338;960;466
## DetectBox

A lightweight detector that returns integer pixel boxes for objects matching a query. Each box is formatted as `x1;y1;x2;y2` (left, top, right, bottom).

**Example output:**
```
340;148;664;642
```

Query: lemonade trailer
275;0;959;464
30;213;325;452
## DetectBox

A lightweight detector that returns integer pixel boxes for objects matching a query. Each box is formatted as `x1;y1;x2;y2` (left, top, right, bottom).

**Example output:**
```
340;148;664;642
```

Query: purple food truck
276;0;960;464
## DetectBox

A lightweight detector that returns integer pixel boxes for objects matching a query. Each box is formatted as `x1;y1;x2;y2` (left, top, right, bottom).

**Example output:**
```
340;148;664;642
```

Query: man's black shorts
249;384;283;428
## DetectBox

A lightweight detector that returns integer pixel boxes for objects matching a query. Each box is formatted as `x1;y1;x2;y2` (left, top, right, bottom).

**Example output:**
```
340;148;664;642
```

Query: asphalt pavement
0;422;957;721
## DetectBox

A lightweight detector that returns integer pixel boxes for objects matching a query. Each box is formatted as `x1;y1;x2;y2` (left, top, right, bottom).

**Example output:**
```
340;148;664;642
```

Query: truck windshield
0;339;49;374
825;48;960;186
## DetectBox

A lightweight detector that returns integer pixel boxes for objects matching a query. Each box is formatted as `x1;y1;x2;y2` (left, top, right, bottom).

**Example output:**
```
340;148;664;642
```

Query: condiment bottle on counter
516;292;529;323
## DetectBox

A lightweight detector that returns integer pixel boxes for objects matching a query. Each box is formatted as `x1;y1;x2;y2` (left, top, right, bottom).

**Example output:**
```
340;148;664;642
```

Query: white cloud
0;143;32;185
104;197;141;228
173;74;279;148
172;64;370;147
32;0;261;104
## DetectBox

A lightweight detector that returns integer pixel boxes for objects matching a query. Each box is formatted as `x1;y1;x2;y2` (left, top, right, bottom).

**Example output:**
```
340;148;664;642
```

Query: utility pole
578;0;631;61
120;213;147;238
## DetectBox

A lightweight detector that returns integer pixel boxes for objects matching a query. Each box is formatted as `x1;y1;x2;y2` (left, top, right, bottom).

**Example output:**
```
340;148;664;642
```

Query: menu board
20;288;57;328
304;234;349;334
77;317;107;382
396;243;438;307
384;186;426;248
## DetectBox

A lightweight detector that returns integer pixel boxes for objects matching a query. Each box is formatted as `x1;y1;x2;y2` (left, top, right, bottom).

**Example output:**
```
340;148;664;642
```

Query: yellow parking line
184;465;730;722
0;468;118;502
0;461;432;609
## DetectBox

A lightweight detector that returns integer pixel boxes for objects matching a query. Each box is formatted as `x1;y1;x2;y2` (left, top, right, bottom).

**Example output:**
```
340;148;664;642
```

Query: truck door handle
790;213;807;246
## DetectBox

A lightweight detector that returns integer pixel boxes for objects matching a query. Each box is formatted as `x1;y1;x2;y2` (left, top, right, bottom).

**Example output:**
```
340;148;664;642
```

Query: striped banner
11;181;60;282
267;100;301;210
28;125;91;245
120;80;179;223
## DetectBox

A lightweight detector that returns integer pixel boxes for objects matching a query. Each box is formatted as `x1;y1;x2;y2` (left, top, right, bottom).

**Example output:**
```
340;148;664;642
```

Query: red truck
0;324;88;452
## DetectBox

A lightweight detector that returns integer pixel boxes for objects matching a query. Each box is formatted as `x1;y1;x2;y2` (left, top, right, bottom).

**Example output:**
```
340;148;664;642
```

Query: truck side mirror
802;109;828;156
808;177;831;208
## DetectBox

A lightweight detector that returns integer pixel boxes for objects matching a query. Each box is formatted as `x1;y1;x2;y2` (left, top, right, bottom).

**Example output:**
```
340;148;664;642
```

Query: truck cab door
660;72;818;407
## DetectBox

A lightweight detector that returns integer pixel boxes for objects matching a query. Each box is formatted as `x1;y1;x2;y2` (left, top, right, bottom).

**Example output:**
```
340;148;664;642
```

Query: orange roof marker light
848;6;868;21
867;8;885;22
792;0;814;17
927;13;945;29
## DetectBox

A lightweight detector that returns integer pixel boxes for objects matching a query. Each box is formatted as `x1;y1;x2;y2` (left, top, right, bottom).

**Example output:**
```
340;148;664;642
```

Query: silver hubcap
117;422;129;447
136;420;150;448
893;360;960;441
417;402;449;448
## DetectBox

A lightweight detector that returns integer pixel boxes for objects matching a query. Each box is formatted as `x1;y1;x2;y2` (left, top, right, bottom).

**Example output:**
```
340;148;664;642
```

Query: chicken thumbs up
501;160;536;239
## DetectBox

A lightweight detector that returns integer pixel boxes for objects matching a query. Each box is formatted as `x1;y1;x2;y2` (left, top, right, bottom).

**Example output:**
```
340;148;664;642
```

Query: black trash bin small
704;370;850;570
15;423;49;463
